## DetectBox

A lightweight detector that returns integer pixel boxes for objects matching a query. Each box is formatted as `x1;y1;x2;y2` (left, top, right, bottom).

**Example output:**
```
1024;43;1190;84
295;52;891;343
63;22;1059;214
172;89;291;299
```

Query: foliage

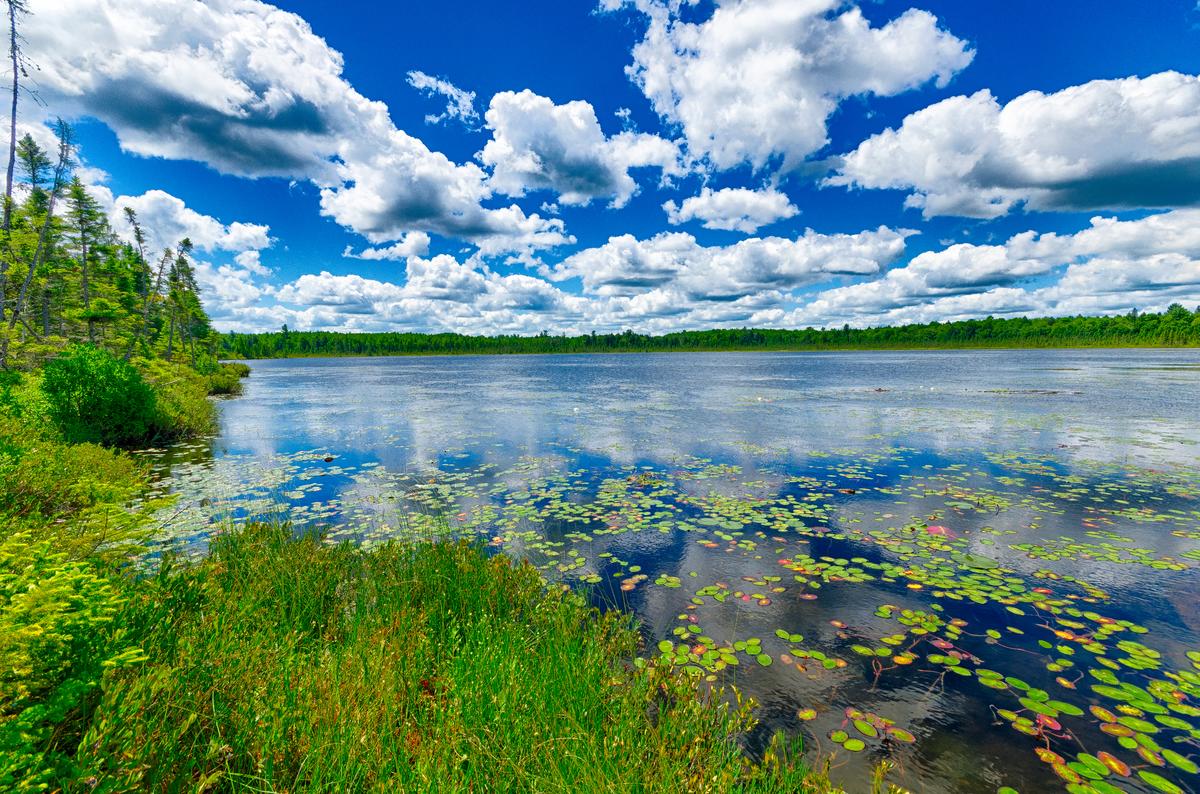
202;362;248;396
0;397;154;791
75;524;834;793
40;345;156;446
0;125;219;372
222;305;1200;359
0;534;146;792
134;357;218;439
0;423;147;554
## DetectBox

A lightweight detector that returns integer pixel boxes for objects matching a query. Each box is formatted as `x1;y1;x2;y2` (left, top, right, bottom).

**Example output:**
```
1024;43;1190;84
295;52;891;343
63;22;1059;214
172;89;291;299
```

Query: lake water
148;350;1200;794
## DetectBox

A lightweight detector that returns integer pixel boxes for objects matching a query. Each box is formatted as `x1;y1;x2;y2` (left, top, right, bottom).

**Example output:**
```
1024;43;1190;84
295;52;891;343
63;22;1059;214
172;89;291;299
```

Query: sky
21;0;1200;334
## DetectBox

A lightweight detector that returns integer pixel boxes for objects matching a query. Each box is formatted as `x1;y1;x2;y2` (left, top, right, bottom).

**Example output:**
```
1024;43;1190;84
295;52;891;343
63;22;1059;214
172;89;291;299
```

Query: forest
0;121;221;374
222;306;1200;359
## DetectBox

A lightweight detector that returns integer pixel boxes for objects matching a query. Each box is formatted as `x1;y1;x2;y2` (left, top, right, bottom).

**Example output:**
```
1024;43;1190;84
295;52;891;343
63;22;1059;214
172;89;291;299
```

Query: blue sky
26;0;1200;333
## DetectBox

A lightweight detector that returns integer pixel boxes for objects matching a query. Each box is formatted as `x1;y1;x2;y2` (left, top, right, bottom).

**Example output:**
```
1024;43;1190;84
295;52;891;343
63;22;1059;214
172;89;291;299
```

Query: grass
0;357;861;793
0;375;845;792
75;524;834;793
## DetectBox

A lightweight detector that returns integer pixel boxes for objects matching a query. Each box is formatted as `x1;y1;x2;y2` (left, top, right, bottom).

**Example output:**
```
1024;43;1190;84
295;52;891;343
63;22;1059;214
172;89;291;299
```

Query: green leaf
1138;770;1184;794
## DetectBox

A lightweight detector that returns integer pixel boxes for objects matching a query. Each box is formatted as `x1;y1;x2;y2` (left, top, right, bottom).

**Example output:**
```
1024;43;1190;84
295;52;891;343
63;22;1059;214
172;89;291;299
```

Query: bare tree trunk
3;2;15;228
165;310;175;360
80;226;91;342
1;1;20;324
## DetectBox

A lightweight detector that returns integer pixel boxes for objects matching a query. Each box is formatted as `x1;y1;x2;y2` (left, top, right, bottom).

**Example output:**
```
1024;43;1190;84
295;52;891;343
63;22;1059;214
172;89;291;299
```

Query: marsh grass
1;358;848;793
75;524;832;793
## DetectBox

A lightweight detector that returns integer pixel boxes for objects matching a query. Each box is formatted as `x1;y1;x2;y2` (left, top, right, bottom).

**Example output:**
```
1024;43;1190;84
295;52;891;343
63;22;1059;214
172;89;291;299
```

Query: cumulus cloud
313;118;571;253
544;225;911;298
792;209;1200;325
26;0;568;254
95;188;273;256
207;211;1200;335
606;0;972;171
270;254;586;334
194;260;276;319
342;232;432;261
663;186;798;232
406;70;478;126
479;90;682;208
829;71;1200;217
234;250;272;276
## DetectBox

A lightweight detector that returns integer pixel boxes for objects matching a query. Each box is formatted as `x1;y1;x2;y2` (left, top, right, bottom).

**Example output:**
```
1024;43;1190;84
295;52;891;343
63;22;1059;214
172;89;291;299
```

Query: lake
147;350;1200;794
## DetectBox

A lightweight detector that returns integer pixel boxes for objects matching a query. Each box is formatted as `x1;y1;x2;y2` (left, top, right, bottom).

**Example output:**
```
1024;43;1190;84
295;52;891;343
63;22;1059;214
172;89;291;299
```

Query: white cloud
406;70;478;126
608;0;972;171
792;209;1200;325
544;225;911;298
315;123;572;254
830;71;1200;217
479;89;682;208
26;0;569;255
195;260;275;317
276;271;405;310
207;211;1200;335
98;188;273;256
343;232;432;261
270;254;586;334
663;186;797;232
234;250;272;276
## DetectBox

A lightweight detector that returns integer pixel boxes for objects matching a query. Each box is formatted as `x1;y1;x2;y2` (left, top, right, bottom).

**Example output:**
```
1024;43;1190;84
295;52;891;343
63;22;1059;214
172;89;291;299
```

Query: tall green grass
76;524;832;792
0;356;860;793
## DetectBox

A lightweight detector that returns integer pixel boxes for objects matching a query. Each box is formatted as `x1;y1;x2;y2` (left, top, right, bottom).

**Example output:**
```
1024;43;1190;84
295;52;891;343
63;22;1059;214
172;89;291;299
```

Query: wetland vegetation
146;351;1200;794
2;107;1199;794
0;122;837;792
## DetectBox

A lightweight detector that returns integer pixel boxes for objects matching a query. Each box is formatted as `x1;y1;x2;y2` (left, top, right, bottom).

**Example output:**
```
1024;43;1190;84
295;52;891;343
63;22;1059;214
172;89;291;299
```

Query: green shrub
203;362;248;396
0;417;152;562
135;358;217;439
40;346;157;447
0;533;147;792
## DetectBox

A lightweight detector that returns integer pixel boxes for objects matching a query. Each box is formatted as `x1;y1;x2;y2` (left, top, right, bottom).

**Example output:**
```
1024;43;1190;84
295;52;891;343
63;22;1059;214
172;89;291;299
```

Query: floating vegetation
144;353;1200;794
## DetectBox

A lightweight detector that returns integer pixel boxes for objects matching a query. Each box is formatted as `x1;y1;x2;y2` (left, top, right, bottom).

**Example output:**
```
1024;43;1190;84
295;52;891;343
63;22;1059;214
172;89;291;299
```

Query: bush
221;361;251;379
40;345;157;447
0;414;151;560
0;533;146;792
135;358;217;440
204;362;248;396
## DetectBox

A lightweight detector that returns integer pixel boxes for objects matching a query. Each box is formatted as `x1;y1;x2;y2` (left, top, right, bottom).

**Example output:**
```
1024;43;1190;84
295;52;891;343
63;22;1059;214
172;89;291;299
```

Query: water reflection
146;350;1200;794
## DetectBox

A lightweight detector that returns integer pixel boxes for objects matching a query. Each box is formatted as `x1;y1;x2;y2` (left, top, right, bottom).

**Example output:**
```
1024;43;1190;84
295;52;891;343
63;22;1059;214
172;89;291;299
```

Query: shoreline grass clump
75;524;833;793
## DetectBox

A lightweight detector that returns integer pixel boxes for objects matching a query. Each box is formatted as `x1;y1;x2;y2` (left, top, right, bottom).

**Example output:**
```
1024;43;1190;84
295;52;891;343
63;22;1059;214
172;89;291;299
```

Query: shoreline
222;342;1200;362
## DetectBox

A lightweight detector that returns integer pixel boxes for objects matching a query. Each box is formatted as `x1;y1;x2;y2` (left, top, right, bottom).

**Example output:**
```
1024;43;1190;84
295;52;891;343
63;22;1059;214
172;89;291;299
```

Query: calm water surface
149;350;1200;794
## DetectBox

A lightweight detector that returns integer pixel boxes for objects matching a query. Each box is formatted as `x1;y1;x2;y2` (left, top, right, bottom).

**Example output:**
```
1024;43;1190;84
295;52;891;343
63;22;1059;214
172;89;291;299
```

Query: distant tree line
221;306;1200;360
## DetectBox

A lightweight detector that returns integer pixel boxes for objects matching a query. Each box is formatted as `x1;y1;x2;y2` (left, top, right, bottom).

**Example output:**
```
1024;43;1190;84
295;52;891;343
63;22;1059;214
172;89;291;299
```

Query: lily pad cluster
145;428;1200;794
